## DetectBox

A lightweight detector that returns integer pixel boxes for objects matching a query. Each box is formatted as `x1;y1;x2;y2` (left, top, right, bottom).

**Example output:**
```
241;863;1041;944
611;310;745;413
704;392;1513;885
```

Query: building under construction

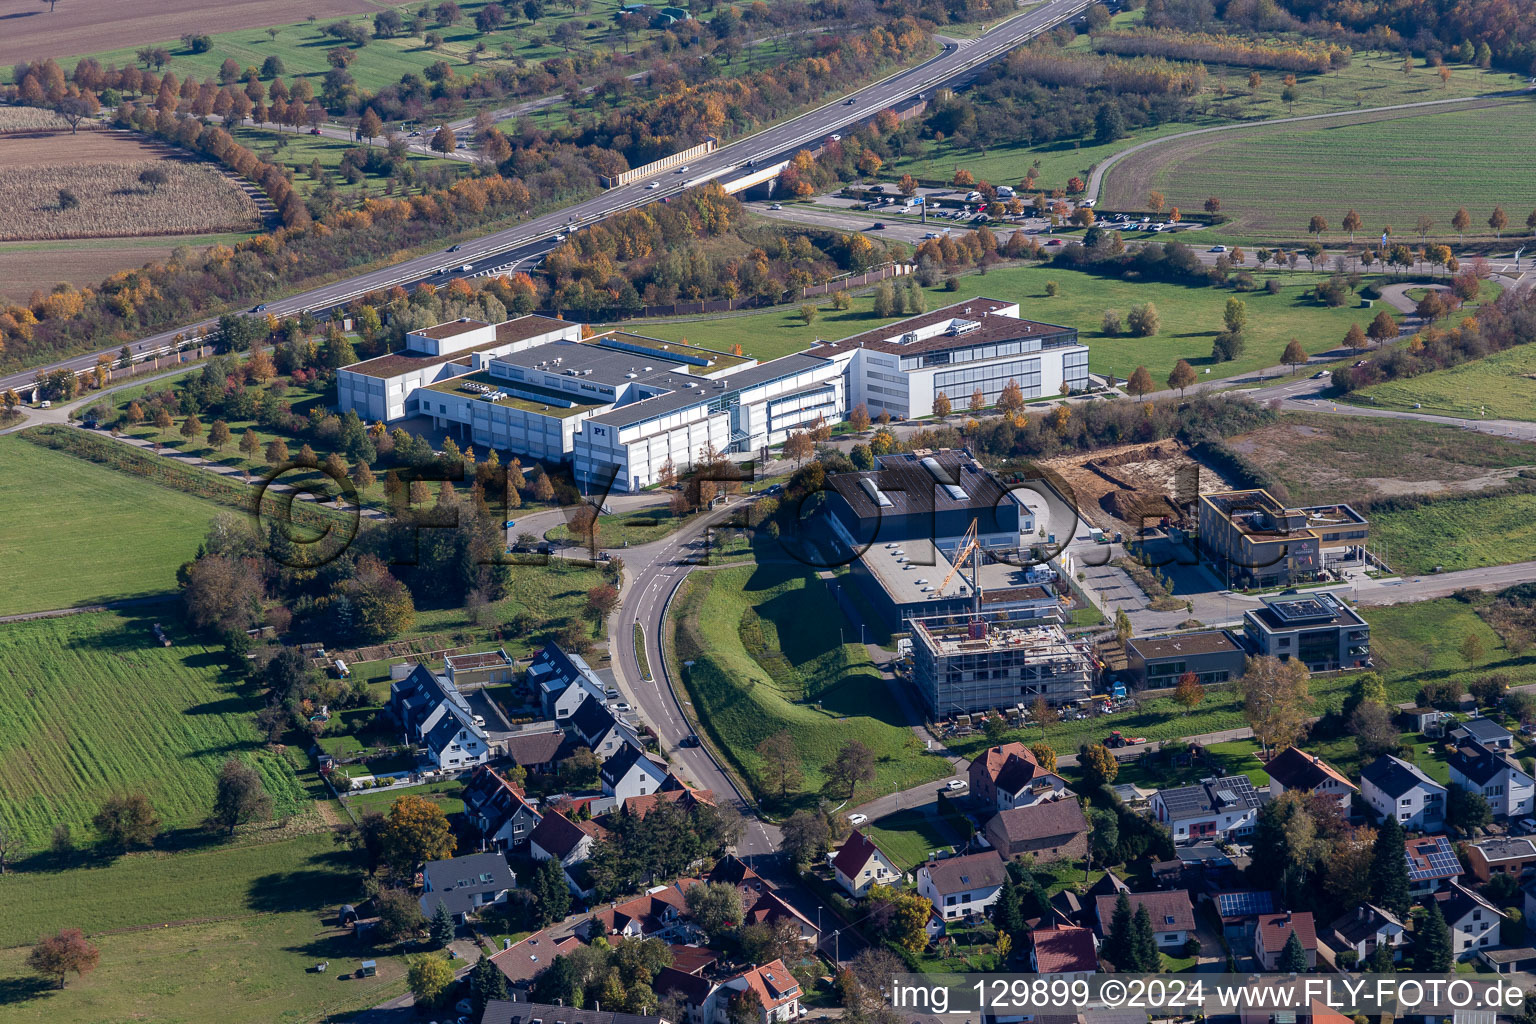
909;614;1098;717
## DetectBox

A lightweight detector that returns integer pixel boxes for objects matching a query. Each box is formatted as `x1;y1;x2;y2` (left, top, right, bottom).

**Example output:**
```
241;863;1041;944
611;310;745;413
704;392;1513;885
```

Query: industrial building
824;449;1033;553
1242;592;1372;673
853;538;1062;629
1197;489;1369;589
812;298;1090;420
1124;629;1247;688
908;614;1097;717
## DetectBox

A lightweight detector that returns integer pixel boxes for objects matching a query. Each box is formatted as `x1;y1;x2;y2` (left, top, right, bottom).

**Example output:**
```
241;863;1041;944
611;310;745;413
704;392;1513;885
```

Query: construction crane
937;519;987;638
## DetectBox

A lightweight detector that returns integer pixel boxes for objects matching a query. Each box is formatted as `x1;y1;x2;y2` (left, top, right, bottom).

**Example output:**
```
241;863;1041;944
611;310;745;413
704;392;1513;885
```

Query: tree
1167;360;1196;397
382;793;456;875
969;387;986;412
1088;806;1120;867
992;876;1025;940
1126;365;1154;400
1081;743;1118;787
1130;905;1160;970
1366;310;1397;348
998;379;1024;415
686;880;744;938
138;166;169;193
783;431;814;466
1127;302;1159;337
1309;215;1329;240
1452;206;1471;242
867;884;931;952
1240;655;1310;755
1460;631;1486;668
408;952;455;1007
211;758;274;834
469;952;509;1013
1114;607;1133;642
1100;892;1136;970
530;850;572;924
933;392;951;419
1322;825;1377;909
429;901;456;947
826;740;876;798
756;730;803;799
1173;671;1204;715
27;929;100;989
1281;338;1308;373
1447;783;1492;834
1490;207;1508;239
94;792;160;849
1277;930;1308;972
1030;743;1057;772
780;809;831;867
798;303;817;326
1147;191;1165;215
1413;898;1453;972
848;403;870;433
431;124;457;154
207;419;232;452
358;107;383;143
1368;814;1411;917
50;823;74;865
1349;702;1399;758
1342;208;1362;241
152;406;174;438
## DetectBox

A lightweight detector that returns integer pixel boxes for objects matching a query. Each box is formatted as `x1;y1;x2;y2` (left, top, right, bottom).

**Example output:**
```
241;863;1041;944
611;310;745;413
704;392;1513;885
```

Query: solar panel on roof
1216;891;1275;917
1268;595;1337;622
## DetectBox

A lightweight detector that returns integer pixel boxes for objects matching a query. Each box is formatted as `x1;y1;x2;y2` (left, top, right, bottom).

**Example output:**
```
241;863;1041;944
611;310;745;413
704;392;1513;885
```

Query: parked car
612;701;632;713
945;779;967;791
868;183;886;192
848;813;868;826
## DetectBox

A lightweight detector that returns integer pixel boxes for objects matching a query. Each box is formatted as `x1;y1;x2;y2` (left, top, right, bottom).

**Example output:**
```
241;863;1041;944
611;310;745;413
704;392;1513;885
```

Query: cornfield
0;157;260;240
0;106;72;132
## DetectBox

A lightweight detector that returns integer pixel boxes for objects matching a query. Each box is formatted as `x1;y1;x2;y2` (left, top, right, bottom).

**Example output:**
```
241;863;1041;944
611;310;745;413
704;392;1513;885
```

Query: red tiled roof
1256;911;1317;953
730;959;800;1009
832;830;892;878
490;929;584;984
1030;926;1098;973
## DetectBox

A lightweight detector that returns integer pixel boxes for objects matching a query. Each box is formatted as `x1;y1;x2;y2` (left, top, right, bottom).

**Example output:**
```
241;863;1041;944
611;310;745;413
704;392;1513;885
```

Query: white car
1209;245;1229;253
1080;199;1095;207
647;181;660;189
769;203;783;210
676;165;690;173
945;779;966;791
611;701;632;713
848;813;868;826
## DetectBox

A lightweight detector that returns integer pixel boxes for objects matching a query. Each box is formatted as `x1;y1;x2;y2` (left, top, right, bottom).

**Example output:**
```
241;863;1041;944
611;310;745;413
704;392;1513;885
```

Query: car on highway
1312;370;1329;379
828;133;841;141
251;303;267;312
769;203;783;210
647;181;659;189
681;734;700;747
448;244;462;252
871;222;885;230
460;263;473;271
503;520;517;529
847;813;868;826
1209;245;1228;253
845;97;857;105
1045;238;1064;246
676;165;690;173
923;231;941;239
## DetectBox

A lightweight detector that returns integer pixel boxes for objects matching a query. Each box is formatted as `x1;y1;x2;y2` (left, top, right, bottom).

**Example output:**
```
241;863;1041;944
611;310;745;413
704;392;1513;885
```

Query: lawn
638;264;1390;385
345;778;465;818
1103;100;1536;242
1349;344;1536;422
229;124;463;200
863;809;956;871
0;611;311;848
0;833;413;1022
545;505;694;547
668;560;951;814
1364;597;1536;701
1103;737;1269;793
0;435;227;615
1371;490;1536;574
1223;412;1536;507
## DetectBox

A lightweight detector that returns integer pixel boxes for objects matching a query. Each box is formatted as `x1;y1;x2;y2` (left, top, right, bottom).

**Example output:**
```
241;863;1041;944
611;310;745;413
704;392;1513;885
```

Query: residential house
601;743;671;803
389;663;492;771
744;889;820;947
462;765;542;850
1254;911;1317;970
1360;754;1446;830
622;786;714;821
1325;904;1408;964
570;698;645;761
418;851;516;924
445;648;514;687
917;850;1008;920
1399;705;1453;736
1449;740;1535;820
480;1000;672;1024
502;728;567;774
531;643;607;720
1029;925;1098;980
584;881;700;941
1093;890;1195;948
490;929;584;990
984;798;1089;864
1450;717;1515;751
1264;746;1358;814
530;810;603;868
1214;890;1278;944
717;960;802;1024
1405;834;1464;894
968;743;1069;812
1434;882;1505;959
1149;775;1262;844
1465;836;1536;883
832;830;904;897
1051;871;1128;930
708;854;766;902
655;966;718;1024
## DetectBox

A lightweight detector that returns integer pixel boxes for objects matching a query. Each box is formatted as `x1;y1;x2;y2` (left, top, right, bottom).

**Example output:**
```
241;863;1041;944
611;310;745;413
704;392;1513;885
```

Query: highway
1;0;1095;397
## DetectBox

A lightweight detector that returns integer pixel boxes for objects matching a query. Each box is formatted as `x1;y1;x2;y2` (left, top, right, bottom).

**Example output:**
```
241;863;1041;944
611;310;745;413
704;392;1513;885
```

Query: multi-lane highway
1;0;1095;396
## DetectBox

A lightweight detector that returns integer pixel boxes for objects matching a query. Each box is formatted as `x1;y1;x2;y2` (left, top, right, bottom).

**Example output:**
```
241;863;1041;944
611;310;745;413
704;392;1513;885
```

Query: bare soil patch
0;0;376;66
0;129;259;241
1043;439;1239;534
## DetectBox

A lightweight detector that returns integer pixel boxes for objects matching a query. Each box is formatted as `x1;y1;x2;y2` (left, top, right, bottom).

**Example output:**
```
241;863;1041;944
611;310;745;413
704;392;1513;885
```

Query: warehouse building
824;449;1033;553
909;614;1096;717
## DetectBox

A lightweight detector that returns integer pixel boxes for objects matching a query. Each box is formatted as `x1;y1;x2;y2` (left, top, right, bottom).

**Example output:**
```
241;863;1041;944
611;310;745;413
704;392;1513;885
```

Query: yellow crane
938;519;979;596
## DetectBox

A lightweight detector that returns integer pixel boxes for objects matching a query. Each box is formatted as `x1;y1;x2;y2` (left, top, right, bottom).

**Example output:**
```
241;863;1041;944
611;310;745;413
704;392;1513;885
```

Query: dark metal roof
825;449;1015;524
1361;753;1442;799
1155;774;1260;820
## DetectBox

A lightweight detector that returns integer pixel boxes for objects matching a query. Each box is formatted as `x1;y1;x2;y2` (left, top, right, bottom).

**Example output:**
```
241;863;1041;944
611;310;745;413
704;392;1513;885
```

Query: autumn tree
1343;323;1367;352
1167;359;1196;397
933;391;951;419
1126;302;1159;337
1240;655;1310;755
1342;208;1362;241
1308;215;1328;239
1030;743;1057;772
756;730;803;799
1080;743;1119;786
382;793;456;876
1147;191;1165;215
431;124;456;154
997;379;1024;415
1490;206;1508;239
784;431;814;465
28;929;99;989
93;792;160;849
1366;310;1398;348
1452;206;1470;241
1281;338;1308;373
1126;365;1154;400
1173;671;1205;715
848;403;870;433
897;173;917;196
408;952;455;1007
178;415;203;444
969;387;986;412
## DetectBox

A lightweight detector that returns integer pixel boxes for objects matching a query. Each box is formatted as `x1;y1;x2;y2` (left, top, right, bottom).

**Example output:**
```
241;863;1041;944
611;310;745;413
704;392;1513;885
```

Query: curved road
2;0;1096;397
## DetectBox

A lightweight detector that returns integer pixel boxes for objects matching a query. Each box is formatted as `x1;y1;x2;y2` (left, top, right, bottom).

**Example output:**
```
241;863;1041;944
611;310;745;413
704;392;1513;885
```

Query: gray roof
1449;741;1525;787
420;852;515;919
1328;903;1405;946
583;352;831;428
921;850;1007;894
1361;753;1444;799
481;1000;670;1024
1453;718;1513;743
1155;775;1261;820
600;742;666;788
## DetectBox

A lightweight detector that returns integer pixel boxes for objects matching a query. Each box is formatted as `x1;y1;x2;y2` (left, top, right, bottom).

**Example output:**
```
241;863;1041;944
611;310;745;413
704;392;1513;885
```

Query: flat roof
1297;503;1369;527
590;331;753;374
814;298;1077;358
496;314;573;345
859;537;1055;609
1250;592;1366;631
1127;629;1244;660
581;351;831;428
413;318;491;340
425;371;605;418
343;335;518;379
911;615;1091;660
827;449;1017;524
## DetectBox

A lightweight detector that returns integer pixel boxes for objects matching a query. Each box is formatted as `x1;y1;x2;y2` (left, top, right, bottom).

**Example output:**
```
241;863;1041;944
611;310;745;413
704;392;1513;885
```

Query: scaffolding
909;613;1097;717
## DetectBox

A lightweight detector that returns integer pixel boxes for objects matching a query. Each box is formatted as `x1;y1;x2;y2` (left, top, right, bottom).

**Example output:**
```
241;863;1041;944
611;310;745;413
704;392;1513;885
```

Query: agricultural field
1348;344;1536;421
1223;413;1536;507
0;130;260;242
641;263;1391;385
0;435;227;615
0;0;375;67
1102;100;1536;243
1371;490;1536;574
668;560;952;814
0;230;256;297
0;610;311;848
0;107;72;132
0;833;411;1022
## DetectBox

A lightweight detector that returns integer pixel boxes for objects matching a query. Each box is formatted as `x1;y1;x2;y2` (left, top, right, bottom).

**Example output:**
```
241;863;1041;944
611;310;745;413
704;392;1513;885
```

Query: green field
0;611;310;847
1350;344;1536;421
863;810;956;871
668;561;951;813
545;505;692;547
1372;491;1536;574
640;264;1392;385
229;124;462;199
0;436;225;616
345;778;464;818
0;833;411;1021
1103;100;1536;242
1364;597;1534;696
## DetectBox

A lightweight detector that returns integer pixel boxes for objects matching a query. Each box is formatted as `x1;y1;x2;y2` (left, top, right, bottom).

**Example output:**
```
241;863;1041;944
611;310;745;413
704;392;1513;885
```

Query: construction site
908;613;1098;717
1042;440;1239;538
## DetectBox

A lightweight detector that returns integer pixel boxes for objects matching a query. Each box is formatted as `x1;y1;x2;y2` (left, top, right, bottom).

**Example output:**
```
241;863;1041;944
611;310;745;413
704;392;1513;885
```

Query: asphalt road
1;0;1095;397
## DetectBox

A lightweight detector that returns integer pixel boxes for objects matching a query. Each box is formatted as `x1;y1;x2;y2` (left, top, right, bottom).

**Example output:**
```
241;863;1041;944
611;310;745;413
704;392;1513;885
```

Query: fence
600;137;718;188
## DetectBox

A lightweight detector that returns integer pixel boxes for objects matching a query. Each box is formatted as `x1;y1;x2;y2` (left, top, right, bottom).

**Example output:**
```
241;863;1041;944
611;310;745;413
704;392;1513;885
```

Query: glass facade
934;357;1041;405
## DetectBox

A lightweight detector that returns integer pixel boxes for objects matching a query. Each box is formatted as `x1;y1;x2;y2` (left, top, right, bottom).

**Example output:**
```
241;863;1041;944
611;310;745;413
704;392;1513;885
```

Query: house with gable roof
917;850;1007;920
832;830;904;897
462;764;542;850
531;642;608;720
1361;753;1445;830
1149;775;1262;843
418;851;517;924
1448;739;1535;820
1264;746;1358;814
601;743;672;803
389;663;492;771
570;697;645;761
968;742;1069;812
1254;911;1317;970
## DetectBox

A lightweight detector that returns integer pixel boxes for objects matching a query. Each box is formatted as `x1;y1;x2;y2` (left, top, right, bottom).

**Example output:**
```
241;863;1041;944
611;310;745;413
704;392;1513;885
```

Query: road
1;0;1097;398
